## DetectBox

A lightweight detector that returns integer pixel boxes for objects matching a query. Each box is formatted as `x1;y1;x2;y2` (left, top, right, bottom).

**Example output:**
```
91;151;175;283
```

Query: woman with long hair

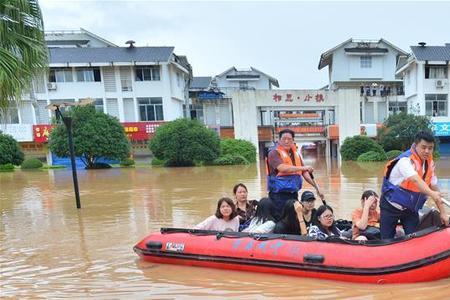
273;199;308;235
243;198;276;234
194;197;240;232
308;205;341;240
233;183;258;231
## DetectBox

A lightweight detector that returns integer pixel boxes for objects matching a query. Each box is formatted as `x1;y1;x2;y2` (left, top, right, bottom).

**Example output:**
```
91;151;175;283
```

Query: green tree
48;106;130;169
0;131;25;165
340;135;385;161
219;138;257;163
149;118;220;166
378;113;433;151
0;0;48;122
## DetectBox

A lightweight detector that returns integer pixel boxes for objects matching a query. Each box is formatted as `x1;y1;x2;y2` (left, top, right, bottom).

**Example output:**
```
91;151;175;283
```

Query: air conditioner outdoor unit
435;80;444;88
47;82;57;90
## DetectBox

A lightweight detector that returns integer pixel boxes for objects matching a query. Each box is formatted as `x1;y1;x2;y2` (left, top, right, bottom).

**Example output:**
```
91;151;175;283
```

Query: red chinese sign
272;93;326;103
122;121;166;141
33;125;54;143
33;121;166;143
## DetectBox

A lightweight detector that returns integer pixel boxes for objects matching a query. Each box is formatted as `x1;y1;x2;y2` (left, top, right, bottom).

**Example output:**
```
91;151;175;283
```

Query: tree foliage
0;0;48;121
378;113;433;152
340;135;385;161
357;151;387;162
21;157;43;169
219;138;256;163
0;131;24;165
386;150;403;161
48;106;130;169
149;118;220;166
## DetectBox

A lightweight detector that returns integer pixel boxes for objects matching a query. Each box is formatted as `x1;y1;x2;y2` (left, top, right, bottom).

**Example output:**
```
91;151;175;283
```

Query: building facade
1;29;191;158
396;42;450;153
318;38;408;124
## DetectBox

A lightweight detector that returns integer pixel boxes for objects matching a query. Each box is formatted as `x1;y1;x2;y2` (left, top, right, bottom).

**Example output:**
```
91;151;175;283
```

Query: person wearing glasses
308;205;341;240
266;129;324;221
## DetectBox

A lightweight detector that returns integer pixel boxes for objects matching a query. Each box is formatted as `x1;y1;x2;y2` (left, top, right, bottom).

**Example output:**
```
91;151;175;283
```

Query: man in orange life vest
380;131;448;239
267;129;324;221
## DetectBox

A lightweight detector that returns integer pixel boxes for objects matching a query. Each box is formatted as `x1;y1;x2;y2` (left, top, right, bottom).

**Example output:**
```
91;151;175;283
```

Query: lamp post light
46;98;94;209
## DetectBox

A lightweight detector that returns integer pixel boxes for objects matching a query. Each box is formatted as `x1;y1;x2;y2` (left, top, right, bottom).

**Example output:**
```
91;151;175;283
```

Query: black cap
301;191;316;202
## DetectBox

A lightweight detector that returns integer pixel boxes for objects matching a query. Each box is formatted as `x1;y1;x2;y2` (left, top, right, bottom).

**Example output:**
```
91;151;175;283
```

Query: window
138;97;164;121
360;56;372;68
135;66;160;81
189;104;204;123
239;81;249;90
425;65;447;79
49;68;73;82
425;94;448;117
94;98;104;112
389;101;407;115
76;68;101;82
2;107;19;124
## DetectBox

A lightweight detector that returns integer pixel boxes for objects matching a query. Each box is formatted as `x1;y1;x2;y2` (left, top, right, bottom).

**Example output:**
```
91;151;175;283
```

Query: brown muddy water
1;154;449;299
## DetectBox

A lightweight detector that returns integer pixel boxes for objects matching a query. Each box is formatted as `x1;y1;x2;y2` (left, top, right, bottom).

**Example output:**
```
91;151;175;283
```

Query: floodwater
1;154;449;299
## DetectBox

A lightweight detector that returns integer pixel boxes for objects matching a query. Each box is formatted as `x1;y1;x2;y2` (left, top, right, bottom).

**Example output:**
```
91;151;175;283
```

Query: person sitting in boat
351;190;381;241
243;197;276;234
273;199;308;235
308;205;342;240
233;183;258;231
300;191;317;228
194;197;240;232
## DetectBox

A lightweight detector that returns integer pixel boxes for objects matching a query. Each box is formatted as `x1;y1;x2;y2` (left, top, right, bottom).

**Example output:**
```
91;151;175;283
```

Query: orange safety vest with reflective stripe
381;146;434;212
266;144;303;193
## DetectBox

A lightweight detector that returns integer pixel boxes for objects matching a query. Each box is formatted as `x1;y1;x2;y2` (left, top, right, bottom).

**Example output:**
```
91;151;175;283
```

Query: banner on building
433;122;450;137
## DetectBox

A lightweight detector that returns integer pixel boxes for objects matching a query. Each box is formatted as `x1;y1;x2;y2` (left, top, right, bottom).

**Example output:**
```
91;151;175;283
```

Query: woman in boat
308;205;341;240
351;190;381;241
194;197;240;232
273;199;308;235
300;190;317;228
233;183;258;231
243;197;276;234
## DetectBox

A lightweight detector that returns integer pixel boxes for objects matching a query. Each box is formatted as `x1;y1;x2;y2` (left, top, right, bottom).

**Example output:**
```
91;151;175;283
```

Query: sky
40;0;450;89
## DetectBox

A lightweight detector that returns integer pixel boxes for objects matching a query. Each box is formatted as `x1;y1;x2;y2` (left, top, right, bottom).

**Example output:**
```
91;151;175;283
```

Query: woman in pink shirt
194;197;240;232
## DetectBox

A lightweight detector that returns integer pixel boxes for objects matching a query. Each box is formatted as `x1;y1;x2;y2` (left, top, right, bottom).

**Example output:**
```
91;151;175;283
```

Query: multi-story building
189;67;279;127
396;42;450;153
1;29;191;159
318;38;408;124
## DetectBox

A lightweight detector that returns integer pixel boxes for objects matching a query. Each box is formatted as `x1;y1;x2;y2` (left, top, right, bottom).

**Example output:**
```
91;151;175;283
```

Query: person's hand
302;166;313;173
364;195;377;209
294;201;304;216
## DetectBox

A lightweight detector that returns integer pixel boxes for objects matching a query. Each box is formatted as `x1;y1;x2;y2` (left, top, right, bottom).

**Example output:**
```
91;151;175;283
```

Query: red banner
33;121;166;143
33;125;54;143
122;121;166;141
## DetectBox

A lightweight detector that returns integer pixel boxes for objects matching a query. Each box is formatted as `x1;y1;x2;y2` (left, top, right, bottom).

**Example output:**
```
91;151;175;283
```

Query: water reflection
1;155;449;298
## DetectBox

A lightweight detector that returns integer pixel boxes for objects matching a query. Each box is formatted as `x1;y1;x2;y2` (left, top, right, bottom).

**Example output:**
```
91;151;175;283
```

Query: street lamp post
47;99;94;209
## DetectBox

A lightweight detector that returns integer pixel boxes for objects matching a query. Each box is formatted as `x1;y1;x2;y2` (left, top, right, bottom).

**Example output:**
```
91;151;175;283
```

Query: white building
318;38;408;124
2;29;191;141
189;67;279;127
396;42;450;154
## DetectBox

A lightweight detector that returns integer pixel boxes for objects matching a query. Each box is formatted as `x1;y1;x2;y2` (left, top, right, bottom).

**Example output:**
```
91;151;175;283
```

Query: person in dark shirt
300;191;317;228
233;183;258;231
273;199;307;235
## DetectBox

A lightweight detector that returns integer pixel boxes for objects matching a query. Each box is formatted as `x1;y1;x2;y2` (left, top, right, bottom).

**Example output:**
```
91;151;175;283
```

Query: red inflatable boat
134;226;450;284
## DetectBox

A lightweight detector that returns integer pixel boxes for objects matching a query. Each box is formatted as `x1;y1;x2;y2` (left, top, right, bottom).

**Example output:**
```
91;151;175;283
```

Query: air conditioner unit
435;80;444;88
47;82;57;90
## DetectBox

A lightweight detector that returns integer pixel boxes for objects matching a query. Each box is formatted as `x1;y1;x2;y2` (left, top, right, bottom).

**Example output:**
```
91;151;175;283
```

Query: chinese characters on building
272;93;325;103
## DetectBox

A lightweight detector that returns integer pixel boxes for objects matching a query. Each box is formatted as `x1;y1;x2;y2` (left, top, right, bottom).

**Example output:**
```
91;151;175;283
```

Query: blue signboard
198;91;224;100
432;122;450;137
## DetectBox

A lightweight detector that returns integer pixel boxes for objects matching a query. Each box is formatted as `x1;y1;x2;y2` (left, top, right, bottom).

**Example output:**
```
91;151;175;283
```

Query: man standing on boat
380;131;448;239
266;129;324;221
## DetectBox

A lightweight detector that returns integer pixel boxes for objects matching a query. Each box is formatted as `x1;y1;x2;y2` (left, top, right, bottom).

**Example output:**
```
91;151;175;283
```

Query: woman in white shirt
194;197;240;232
243;198;276;234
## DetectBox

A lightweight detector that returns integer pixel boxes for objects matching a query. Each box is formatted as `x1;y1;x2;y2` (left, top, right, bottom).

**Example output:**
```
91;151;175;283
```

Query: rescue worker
380;131;448;239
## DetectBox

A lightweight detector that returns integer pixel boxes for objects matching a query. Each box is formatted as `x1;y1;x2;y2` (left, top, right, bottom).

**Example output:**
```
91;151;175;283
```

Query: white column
232;90;259;155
